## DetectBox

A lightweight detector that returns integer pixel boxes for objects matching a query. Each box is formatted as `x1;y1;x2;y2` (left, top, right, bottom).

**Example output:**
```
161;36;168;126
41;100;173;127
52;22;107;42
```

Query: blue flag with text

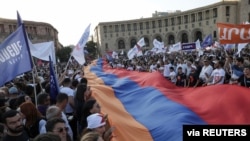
0;25;33;86
49;56;59;102
201;34;213;48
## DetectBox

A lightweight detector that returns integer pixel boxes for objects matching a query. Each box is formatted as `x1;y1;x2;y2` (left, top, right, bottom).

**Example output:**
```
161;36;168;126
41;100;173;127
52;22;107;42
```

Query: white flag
71;24;91;65
153;39;164;49
127;37;145;60
237;43;248;57
169;42;181;52
30;41;56;64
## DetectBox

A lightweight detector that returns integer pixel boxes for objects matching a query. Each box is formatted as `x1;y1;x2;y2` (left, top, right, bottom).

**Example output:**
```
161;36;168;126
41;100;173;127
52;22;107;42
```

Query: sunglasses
54;127;69;133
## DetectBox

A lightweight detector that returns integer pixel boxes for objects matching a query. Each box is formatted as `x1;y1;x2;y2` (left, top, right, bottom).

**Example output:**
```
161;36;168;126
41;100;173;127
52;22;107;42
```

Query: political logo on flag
201;34;213;48
0;25;33;86
49;56;59;103
71;24;91;65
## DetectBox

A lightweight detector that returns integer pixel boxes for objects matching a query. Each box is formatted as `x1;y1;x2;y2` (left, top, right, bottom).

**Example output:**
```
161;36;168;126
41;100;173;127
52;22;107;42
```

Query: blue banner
181;43;196;51
0;25;33;86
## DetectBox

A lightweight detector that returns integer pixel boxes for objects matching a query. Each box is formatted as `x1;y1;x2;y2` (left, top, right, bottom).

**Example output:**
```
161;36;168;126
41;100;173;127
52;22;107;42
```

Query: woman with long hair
19;102;46;139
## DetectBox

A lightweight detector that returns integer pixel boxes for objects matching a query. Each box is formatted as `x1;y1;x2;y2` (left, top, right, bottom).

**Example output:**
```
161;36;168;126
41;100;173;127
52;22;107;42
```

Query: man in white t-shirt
199;59;213;84
206;60;225;85
163;60;172;79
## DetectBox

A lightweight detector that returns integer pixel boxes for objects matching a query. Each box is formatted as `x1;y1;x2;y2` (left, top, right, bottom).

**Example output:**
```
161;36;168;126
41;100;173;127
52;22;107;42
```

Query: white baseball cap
87;113;106;129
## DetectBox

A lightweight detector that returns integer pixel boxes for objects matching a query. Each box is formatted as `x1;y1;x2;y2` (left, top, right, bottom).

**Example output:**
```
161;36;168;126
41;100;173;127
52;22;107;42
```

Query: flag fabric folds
71;24;91;65
84;59;250;141
30;41;56;64
0;26;33;86
201;34;213;48
127;37;145;60
49;56;59;102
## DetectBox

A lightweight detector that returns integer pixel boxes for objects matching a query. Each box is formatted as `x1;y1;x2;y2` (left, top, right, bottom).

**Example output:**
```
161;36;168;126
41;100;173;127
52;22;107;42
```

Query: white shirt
60;87;74;114
211;68;225;84
199;65;213;81
169;71;177;83
163;64;172;77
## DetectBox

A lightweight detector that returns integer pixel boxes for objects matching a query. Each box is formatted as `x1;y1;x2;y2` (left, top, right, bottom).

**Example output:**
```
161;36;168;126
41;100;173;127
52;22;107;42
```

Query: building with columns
0;18;62;51
93;0;250;55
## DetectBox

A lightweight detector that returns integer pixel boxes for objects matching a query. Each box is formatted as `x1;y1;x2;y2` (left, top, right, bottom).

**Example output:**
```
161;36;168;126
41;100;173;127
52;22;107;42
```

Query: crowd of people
0;59;114;141
0;43;249;141
108;45;250;88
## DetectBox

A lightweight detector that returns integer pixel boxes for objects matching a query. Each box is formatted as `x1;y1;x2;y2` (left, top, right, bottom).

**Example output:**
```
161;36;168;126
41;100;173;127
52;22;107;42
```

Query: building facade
93;0;250;55
0;18;62;51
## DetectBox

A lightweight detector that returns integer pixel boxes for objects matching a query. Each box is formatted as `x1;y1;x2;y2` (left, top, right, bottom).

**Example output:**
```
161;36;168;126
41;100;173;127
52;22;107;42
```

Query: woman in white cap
82;113;106;136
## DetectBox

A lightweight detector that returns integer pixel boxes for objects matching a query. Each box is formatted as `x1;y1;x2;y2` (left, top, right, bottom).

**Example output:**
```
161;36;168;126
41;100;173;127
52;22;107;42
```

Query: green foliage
56;46;72;62
85;41;98;60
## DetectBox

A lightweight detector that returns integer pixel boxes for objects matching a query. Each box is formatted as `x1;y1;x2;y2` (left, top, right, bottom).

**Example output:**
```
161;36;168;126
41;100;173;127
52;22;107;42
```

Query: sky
0;0;221;46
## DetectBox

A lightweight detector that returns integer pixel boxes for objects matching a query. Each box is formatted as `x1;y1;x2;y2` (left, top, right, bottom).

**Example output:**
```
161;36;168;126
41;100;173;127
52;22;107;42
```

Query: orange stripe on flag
217;23;250;44
83;63;153;141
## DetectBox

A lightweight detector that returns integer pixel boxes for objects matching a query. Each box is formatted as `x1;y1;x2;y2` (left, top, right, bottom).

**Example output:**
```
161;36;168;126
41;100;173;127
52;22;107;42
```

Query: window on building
184;15;188;23
168;35;175;44
121;24;125;32
198;12;202;21
103;26;107;33
156;36;162;42
130;39;137;48
177;16;181;25
127;24;131;31
164;19;168;26
139;22;143;30
171;18;175;25
115;25;119;32
118;40;125;49
226;6;230;16
205;10;210;19
158;20;162;28
146;22;149;29
105;43;108;50
249;0;250;4
191;14;195;22
181;33;188;43
0;24;5;33
195;31;202;42
152;21;156;28
33;27;37;35
213;31;217;38
109;25;112;32
213;8;217;18
29;27;33;34
133;23;137;31
144;37;149;47
9;25;13;33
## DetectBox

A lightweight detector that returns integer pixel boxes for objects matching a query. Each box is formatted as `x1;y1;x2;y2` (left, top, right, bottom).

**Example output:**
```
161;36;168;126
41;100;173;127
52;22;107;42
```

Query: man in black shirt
2;110;30;141
238;65;250;88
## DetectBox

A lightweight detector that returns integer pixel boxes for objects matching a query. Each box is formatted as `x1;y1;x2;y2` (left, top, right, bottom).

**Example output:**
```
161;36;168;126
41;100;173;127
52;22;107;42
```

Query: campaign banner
182;43;196;51
217;23;250;44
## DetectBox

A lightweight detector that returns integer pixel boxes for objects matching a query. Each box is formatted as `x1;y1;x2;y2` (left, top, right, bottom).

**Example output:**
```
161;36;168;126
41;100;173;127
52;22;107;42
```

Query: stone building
0;18;62;51
93;0;250;55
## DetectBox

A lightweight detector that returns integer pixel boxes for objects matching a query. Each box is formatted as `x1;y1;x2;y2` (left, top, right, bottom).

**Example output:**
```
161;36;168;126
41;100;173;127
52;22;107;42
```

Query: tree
85;41;98;60
56;46;72;62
